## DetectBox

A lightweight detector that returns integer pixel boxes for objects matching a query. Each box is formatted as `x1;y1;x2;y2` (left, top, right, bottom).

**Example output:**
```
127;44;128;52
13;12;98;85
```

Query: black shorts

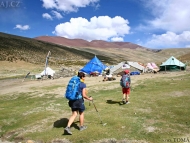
69;99;85;112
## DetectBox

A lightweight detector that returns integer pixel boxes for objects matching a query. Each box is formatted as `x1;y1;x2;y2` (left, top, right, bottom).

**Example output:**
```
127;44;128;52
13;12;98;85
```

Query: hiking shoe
79;126;87;131
64;127;72;135
125;101;130;104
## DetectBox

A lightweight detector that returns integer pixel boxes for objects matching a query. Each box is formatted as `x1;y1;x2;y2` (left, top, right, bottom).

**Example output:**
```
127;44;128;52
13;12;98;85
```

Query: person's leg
126;94;129;102
126;88;130;104
122;93;126;102
67;111;78;127
78;103;87;131
122;88;126;101
79;112;84;127
123;93;126;100
65;111;78;135
79;111;87;131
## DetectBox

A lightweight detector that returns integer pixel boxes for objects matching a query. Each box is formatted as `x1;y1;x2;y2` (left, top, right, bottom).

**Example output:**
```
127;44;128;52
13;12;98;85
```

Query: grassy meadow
0;73;190;143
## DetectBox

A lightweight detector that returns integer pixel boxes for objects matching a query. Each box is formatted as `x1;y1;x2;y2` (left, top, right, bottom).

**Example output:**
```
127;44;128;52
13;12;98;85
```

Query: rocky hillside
0;32;116;67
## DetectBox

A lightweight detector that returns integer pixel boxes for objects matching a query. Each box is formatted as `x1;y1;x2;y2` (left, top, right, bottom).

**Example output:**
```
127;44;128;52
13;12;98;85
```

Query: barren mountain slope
0;32;116;66
35;36;161;64
35;36;190;64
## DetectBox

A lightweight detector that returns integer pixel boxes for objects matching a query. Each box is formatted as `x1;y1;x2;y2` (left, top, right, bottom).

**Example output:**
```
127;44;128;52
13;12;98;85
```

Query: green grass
0;74;190;143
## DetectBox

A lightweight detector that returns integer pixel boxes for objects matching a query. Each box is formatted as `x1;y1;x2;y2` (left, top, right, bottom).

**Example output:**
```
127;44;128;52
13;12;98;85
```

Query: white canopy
41;67;55;76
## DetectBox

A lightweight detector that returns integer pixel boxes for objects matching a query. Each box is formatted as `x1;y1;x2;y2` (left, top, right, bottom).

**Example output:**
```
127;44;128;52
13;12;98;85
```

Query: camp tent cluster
79;55;186;76
35;55;187;79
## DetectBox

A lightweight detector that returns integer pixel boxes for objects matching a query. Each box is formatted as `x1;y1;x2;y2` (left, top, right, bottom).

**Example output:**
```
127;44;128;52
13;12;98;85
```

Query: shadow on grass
106;100;124;105
53;118;79;135
53;118;68;128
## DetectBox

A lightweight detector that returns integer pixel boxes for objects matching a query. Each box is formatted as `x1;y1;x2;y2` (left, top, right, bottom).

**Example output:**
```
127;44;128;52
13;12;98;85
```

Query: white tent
121;63;130;69
110;62;125;74
41;67;55;76
127;61;145;72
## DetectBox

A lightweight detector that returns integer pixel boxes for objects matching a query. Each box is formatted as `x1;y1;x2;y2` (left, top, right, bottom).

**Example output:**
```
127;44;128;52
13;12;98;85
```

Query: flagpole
44;51;51;77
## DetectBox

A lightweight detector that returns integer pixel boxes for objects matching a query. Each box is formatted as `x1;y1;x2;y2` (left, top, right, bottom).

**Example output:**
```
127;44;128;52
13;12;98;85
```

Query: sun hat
124;70;130;74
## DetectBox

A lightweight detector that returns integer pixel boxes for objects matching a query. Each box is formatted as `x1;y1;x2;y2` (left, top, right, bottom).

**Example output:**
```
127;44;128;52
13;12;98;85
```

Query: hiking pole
91;99;107;126
89;99;91;106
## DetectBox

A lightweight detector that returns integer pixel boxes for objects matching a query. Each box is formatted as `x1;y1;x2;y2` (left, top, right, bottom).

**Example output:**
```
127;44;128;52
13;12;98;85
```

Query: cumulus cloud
14;24;30;30
137;0;190;48
52;16;130;41
142;31;190;48
41;0;99;13
111;37;124;42
42;11;63;20
146;0;190;32
51;10;63;19
137;0;190;33
42;13;53;20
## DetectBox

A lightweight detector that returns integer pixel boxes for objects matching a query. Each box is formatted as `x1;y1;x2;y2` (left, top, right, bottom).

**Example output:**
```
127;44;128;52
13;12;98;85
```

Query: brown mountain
35;36;145;49
1;32;190;70
34;36;190;64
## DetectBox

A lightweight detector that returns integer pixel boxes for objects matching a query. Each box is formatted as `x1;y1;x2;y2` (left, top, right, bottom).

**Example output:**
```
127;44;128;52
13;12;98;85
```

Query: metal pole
44;51;51;76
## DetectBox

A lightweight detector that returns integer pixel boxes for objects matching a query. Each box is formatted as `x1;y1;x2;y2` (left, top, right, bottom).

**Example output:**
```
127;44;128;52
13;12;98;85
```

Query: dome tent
79;56;107;75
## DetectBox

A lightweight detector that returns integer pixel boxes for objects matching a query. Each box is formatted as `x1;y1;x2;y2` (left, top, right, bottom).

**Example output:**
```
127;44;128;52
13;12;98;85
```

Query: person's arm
82;88;93;101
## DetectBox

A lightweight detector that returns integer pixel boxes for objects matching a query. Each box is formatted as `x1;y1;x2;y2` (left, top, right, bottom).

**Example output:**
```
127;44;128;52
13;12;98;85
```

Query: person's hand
89;96;93;101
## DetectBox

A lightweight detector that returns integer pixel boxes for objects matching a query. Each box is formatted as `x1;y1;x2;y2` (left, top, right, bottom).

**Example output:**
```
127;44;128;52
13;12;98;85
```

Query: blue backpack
120;75;130;88
65;76;82;100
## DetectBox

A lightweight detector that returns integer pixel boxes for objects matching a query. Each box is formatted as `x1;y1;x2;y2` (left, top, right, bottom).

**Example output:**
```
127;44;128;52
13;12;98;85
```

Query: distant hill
158;48;190;64
35;36;146;49
1;32;190;68
35;35;190;64
0;32;116;67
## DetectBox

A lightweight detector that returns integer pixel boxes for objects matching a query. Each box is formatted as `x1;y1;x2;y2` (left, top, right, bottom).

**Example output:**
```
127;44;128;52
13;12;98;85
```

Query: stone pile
54;66;82;78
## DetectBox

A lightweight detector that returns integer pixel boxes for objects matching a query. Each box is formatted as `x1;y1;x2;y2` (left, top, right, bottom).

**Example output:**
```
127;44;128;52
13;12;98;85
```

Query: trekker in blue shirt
64;72;93;135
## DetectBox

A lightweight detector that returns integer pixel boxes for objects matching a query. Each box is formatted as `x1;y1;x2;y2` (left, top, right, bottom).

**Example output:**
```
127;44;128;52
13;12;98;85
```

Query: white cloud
41;0;99;13
42;11;63;20
143;0;190;32
111;37;124;42
136;0;190;48
42;13;53;20
14;25;30;30
142;31;190;48
52;16;130;41
51;10;63;19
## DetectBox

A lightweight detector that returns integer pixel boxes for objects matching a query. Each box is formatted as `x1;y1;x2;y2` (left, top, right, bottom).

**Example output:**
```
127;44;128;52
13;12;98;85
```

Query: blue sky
1;0;190;49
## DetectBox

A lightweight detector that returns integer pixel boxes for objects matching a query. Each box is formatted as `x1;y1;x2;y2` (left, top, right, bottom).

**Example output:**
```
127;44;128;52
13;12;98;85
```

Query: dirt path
0;71;187;96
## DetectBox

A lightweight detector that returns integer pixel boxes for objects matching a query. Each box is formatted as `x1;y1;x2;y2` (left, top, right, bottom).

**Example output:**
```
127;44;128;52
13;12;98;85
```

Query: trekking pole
89;100;91;106
91;99;107;126
89;96;92;106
